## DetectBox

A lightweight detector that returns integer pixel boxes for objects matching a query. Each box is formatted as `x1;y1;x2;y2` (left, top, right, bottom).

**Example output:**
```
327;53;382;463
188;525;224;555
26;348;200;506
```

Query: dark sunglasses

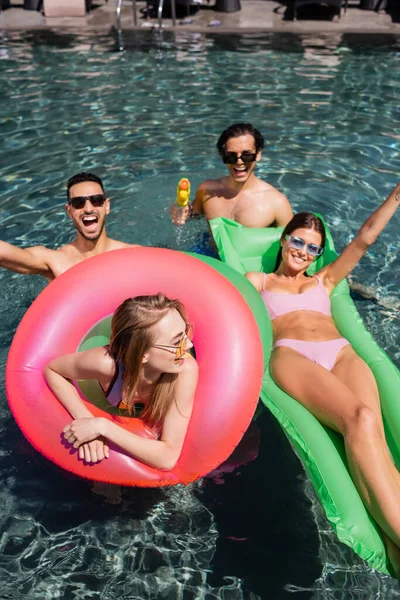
68;194;106;209
222;151;257;165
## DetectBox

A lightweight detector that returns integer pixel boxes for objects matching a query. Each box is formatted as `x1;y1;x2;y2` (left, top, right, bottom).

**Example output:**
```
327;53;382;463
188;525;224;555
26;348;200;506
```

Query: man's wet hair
67;172;105;198
216;123;264;156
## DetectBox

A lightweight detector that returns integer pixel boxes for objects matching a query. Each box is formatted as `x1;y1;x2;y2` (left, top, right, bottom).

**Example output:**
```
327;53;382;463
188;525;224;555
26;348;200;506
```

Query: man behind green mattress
170;122;293;229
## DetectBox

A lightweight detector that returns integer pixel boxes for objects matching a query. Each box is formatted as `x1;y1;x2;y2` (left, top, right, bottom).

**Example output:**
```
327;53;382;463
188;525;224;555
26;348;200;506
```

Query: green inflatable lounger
210;216;400;576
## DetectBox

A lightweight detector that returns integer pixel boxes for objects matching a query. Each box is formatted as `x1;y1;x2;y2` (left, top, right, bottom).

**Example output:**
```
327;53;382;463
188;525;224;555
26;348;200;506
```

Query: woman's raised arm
321;182;400;292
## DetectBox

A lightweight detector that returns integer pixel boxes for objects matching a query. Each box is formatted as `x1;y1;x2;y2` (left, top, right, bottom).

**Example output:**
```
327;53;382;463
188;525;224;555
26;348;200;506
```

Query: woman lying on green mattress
245;182;400;569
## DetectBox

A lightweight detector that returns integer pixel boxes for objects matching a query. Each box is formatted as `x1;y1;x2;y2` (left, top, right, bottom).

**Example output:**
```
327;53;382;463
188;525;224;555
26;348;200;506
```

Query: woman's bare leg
271;345;400;548
332;349;400;497
383;532;400;577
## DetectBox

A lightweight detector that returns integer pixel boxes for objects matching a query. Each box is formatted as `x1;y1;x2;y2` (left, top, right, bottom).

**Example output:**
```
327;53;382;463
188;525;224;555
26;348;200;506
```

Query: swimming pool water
0;29;400;599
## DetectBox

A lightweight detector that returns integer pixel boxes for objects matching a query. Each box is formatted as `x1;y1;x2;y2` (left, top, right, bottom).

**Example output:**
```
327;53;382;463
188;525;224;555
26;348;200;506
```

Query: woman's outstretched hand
321;181;400;292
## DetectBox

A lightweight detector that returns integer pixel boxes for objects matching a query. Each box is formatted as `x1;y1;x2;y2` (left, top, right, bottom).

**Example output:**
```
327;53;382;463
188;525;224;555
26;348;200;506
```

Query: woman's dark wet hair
217;123;264;156
67;172;104;198
274;212;326;271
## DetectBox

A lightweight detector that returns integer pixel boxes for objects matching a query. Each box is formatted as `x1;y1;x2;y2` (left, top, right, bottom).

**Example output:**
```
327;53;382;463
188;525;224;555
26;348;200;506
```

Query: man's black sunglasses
68;194;106;209
222;151;257;165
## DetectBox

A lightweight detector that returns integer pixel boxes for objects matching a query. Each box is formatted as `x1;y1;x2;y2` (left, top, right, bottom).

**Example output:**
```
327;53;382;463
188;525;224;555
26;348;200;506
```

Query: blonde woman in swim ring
44;294;198;470
245;182;400;568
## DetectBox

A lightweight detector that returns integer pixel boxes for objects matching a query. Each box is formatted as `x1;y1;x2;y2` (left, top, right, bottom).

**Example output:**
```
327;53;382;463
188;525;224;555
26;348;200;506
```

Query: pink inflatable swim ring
6;248;263;487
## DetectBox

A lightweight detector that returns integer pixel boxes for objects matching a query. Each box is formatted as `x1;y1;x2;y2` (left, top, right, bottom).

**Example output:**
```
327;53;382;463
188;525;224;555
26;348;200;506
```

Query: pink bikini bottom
273;338;350;372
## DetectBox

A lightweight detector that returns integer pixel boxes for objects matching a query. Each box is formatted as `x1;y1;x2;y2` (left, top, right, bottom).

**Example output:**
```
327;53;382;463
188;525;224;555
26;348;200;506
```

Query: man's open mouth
233;167;248;176
81;215;99;230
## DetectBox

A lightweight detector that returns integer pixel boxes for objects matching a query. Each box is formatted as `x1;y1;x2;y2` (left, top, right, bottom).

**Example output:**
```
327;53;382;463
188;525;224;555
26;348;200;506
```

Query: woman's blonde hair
108;293;189;427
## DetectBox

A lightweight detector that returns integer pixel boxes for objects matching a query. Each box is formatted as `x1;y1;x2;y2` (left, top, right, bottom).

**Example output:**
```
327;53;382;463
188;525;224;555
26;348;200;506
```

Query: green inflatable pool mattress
210;216;400;576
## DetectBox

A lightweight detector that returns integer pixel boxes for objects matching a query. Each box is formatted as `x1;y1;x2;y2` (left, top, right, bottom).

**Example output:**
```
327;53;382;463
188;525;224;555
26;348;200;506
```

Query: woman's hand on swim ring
64;418;106;447
63;418;109;463
79;439;109;463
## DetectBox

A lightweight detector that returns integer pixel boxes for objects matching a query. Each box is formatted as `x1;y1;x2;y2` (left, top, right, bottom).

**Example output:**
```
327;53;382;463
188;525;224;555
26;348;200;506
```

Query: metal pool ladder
116;0;176;29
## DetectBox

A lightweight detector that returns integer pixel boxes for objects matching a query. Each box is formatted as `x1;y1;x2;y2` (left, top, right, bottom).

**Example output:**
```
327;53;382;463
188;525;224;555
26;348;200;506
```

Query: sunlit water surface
0;29;400;599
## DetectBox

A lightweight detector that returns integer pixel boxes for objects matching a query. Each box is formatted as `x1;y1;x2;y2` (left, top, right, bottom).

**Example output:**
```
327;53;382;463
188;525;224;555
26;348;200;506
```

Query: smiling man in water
0;172;138;283
170;123;293;228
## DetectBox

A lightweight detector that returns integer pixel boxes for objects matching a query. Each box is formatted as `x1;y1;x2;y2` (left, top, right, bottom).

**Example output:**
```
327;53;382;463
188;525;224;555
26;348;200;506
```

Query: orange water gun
176;178;191;207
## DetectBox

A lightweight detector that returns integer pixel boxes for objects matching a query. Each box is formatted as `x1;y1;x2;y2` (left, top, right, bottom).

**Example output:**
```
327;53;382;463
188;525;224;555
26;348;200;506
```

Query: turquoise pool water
0;30;400;598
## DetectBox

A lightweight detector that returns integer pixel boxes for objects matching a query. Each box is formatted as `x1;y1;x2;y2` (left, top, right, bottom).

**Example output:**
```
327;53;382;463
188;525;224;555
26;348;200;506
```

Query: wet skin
170;133;293;228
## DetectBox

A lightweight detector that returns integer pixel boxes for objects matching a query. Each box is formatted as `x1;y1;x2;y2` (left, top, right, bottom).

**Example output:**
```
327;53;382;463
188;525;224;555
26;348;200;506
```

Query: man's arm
170;182;206;225
272;192;293;228
0;241;52;276
190;184;205;217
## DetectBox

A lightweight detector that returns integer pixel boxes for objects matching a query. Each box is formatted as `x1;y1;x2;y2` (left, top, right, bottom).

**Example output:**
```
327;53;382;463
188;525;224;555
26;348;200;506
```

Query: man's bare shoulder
198;177;230;197
26;244;58;258
254;177;285;195
255;178;292;207
254;179;293;227
23;244;73;280
25;244;62;271
200;176;286;200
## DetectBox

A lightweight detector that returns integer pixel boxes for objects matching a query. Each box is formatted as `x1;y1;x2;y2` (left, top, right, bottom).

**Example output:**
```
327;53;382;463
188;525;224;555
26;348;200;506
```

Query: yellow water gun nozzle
176;178;191;207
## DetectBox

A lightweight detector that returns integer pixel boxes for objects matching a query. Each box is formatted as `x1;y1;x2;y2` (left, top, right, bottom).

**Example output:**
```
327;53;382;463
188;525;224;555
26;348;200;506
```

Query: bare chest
203;194;275;227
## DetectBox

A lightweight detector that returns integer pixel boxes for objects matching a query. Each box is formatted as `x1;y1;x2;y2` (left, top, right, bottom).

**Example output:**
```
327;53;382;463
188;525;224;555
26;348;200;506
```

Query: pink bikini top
261;274;331;320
